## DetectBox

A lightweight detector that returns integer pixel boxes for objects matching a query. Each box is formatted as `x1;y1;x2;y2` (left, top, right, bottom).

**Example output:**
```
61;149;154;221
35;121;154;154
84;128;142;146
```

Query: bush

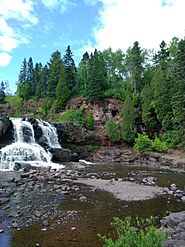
103;88;127;101
98;217;168;247
151;137;169;152
134;133;152;152
105;118;120;142
60;109;86;127
161;130;180;148
87;112;95;130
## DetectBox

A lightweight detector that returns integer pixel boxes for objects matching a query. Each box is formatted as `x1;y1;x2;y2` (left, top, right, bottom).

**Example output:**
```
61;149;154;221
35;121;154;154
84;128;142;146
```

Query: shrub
87;112;95;130
60;109;86;127
103;88;127;101
98;216;168;247
151;137;169;152
161;130;180;148
105;118;120;142
134;133;152;152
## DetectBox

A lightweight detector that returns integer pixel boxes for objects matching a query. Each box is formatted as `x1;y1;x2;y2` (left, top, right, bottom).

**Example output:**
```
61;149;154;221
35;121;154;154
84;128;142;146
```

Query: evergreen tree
141;84;161;134
35;65;48;98
105;118;120;142
0;81;6;103
56;63;70;109
126;41;144;95
76;52;89;96
63;45;77;95
121;96;135;143
172;39;185;144
27;57;35;97
86;49;107;102
47;50;62;98
152;41;174;131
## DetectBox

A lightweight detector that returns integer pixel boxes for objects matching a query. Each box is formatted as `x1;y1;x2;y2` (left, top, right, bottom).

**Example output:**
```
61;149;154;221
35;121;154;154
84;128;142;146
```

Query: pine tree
47;50;62;98
172;39;185;144
86;49;107;102
121;96;135;143
105;118;120;142
76;52;89;96
0;81;6;103
35;65;48;99
56;63;70;109
126;41;144;95
27;57;35;97
63;45;77;95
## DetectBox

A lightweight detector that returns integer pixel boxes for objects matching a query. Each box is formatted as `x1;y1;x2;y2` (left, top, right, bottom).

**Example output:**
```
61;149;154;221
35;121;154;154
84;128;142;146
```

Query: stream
0;163;185;247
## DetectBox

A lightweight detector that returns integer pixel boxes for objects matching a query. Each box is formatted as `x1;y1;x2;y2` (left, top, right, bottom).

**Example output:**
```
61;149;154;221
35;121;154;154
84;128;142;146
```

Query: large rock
0;114;14;147
138;152;185;171
161;211;185;247
53;122;100;146
50;148;79;162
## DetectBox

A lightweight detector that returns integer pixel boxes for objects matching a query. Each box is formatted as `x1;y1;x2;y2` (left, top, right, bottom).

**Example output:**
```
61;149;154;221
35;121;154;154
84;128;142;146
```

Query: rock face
161;211;185;247
53;122;100;146
0;114;14;148
138;152;185;171
49;148;79;162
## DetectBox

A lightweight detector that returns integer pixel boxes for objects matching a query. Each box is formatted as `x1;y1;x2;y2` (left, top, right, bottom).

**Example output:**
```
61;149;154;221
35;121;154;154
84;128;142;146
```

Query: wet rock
142;176;157;186
170;183;177;191
50;148;79;162
43;220;49;226
161;211;185;245
163;239;185;247
79;196;87;202
0;229;4;233
0;198;9;205
181;196;185;202
13;162;32;172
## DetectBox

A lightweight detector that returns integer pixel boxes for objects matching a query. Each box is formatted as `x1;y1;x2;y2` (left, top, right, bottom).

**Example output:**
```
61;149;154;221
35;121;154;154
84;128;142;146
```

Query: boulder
50;148;79;162
53;122;100;146
161;211;185;246
0;114;14;147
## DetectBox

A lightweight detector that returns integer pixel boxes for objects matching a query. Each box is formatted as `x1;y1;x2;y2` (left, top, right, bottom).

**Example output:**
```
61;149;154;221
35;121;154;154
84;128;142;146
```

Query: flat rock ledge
76;178;166;201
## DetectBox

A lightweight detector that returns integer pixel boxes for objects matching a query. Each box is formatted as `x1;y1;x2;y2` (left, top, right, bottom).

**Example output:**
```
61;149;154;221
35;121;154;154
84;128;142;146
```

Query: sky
0;0;185;92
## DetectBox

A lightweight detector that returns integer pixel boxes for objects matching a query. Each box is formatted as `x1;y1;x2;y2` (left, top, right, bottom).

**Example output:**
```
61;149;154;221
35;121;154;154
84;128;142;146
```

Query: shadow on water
1;164;185;247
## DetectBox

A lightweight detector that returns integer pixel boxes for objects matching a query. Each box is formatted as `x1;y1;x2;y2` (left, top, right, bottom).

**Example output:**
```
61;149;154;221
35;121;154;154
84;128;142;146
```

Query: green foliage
151;137;169;152
103;87;127;101
5;95;23;116
121;95;135;143
134;133;152;152
98;217;168;247
0;81;6;103
161;130;180;148
141;84;160;131
105;118;120;142
60;109;86;127
56;63;71;110
87;112;95;130
42;98;53;114
134;133;169;153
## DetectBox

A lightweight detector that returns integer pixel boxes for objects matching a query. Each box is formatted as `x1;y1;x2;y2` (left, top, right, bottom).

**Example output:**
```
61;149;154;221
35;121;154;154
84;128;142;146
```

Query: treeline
15;37;185;146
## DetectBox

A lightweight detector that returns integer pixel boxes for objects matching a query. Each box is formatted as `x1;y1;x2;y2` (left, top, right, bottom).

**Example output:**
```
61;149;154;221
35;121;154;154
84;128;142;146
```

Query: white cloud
84;0;99;6
92;0;185;52
0;0;38;67
0;0;38;24
0;52;12;67
41;0;77;14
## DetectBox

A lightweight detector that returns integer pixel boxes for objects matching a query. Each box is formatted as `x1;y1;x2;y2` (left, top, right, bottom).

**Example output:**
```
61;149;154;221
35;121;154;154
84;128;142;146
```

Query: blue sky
0;0;185;92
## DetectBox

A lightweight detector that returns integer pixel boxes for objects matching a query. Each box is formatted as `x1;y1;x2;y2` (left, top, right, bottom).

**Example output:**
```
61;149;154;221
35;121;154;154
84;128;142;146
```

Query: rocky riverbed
0;162;185;246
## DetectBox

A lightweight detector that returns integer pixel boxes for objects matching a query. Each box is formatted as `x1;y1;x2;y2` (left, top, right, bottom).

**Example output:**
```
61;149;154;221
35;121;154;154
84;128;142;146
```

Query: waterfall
0;118;63;170
36;119;61;148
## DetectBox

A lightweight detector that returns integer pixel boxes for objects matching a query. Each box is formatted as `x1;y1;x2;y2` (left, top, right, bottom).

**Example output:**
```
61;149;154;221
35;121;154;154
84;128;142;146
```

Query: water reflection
0;233;11;247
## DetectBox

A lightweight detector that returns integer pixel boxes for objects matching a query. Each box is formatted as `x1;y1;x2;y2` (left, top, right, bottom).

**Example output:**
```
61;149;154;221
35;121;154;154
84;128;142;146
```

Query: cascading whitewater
36;119;61;148
0;118;62;170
